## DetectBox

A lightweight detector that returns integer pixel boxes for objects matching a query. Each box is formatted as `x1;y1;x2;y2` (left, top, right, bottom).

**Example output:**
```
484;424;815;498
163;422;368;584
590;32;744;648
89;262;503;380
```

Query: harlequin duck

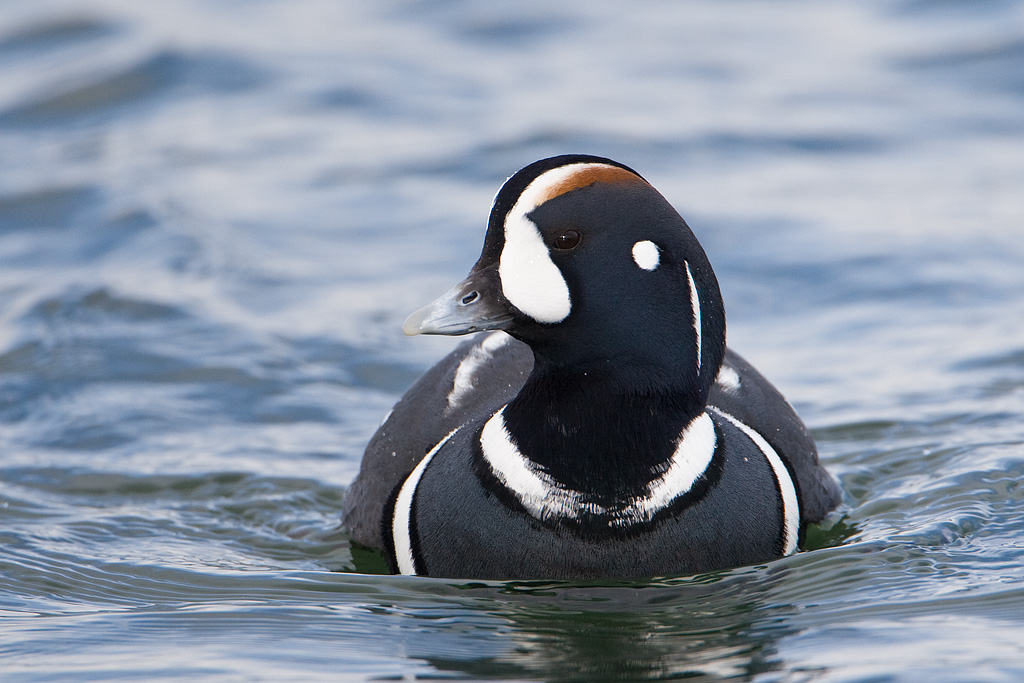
343;154;840;579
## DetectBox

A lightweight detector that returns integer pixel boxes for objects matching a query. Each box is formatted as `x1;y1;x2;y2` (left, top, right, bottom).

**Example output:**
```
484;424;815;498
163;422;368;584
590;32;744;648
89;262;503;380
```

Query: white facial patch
498;164;608;323
500;211;569;323
632;240;660;271
480;407;717;526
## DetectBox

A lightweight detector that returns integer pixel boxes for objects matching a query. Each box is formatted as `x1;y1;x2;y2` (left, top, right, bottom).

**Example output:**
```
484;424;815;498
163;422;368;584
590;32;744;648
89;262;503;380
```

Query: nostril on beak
460;291;479;306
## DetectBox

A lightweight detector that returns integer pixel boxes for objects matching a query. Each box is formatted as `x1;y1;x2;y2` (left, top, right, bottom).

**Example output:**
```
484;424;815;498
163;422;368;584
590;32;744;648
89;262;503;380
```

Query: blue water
2;1;1024;680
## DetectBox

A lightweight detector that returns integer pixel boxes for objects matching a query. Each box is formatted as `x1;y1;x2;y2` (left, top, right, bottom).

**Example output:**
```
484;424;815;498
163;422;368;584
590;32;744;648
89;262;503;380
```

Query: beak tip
400;266;511;337
402;309;428;336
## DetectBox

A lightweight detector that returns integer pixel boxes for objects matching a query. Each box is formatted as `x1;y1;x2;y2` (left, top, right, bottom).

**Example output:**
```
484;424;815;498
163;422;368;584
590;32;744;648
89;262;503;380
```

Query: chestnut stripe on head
498;163;647;324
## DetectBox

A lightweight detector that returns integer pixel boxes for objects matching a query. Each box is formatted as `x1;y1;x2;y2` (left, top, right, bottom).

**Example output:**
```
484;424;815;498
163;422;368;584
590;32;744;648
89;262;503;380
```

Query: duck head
404;154;725;405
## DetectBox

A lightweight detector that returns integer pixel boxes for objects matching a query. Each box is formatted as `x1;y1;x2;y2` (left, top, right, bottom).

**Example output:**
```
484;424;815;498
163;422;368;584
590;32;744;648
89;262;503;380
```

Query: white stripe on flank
709;407;800;555
446;332;513;412
685;262;702;376
480;408;717;525
392;428;460;575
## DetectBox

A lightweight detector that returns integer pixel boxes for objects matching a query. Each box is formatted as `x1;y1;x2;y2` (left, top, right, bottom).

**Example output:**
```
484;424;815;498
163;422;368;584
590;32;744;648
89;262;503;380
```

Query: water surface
2;1;1024;680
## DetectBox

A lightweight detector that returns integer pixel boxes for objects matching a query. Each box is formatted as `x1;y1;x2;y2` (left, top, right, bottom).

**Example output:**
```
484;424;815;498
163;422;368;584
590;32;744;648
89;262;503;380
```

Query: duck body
343;155;840;579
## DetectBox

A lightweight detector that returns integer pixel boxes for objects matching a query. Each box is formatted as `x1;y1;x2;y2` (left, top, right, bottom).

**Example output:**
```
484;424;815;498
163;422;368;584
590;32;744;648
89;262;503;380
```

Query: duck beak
403;262;514;336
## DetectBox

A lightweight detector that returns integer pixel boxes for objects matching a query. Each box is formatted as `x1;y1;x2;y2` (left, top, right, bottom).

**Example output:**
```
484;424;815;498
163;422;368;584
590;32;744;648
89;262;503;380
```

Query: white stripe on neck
479;408;717;526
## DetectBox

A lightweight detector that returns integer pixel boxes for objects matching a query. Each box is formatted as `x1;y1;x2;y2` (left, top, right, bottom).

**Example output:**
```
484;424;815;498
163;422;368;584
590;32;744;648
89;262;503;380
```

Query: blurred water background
2;1;1024;681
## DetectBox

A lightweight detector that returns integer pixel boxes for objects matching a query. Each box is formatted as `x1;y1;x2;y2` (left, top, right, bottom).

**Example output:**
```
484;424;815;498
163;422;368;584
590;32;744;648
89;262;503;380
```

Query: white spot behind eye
632;240;660;271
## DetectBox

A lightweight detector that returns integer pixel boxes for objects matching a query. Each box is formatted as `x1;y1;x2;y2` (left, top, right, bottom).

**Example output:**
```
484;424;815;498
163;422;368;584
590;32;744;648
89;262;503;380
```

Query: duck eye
553;230;581;250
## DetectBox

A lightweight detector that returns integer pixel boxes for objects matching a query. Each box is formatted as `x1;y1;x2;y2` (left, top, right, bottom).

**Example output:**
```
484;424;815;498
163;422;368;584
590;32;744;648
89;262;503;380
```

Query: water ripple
2;0;1024;680
0;49;267;127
